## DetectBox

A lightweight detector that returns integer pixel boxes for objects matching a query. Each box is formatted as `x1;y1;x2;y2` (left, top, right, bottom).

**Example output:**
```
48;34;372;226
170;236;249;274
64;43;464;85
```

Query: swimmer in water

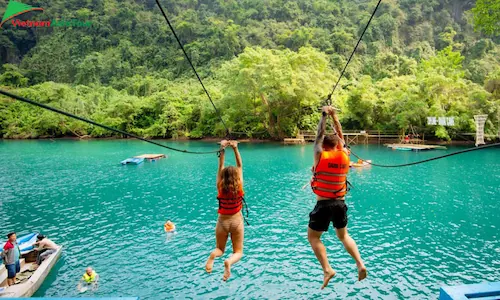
77;267;99;292
164;221;176;233
205;140;245;281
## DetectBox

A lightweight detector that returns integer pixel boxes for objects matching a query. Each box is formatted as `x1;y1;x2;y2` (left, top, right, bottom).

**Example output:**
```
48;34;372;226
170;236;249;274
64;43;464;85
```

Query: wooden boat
120;157;145;165
0;246;62;297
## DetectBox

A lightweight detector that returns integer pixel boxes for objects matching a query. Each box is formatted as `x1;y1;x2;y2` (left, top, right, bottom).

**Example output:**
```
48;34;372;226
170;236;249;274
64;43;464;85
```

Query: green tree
471;0;500;36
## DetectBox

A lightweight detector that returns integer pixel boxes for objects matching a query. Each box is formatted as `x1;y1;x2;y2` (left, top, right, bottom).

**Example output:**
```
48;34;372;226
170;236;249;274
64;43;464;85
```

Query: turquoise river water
0;140;499;299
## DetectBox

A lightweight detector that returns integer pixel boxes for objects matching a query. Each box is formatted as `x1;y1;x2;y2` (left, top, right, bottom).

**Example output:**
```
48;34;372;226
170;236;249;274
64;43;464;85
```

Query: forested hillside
0;0;499;140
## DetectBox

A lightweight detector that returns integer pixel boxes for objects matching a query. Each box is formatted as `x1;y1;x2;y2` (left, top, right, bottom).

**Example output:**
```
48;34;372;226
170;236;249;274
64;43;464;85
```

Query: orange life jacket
217;187;244;215
311;150;350;198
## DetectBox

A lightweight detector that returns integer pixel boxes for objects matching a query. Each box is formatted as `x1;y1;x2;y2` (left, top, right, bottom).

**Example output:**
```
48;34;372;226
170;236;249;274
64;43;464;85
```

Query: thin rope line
154;0;231;138
326;0;383;105
327;119;499;168
0;89;221;155
349;143;500;167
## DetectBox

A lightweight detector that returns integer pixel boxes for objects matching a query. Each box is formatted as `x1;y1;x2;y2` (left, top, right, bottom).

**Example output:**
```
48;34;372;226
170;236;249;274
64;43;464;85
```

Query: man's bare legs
205;221;228;273
223;222;244;281
335;227;367;281
308;228;336;289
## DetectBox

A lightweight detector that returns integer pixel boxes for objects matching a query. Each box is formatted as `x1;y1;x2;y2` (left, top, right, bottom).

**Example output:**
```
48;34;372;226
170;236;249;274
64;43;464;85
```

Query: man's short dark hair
323;134;339;149
7;232;15;238
37;234;45;241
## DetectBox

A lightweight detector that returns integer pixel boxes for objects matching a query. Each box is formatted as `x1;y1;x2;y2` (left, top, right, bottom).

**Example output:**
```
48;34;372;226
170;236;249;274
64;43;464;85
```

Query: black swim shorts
308;199;348;231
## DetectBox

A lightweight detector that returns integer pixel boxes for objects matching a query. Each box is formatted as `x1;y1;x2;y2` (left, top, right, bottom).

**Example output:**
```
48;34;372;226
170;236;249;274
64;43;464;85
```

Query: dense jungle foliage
0;0;499;140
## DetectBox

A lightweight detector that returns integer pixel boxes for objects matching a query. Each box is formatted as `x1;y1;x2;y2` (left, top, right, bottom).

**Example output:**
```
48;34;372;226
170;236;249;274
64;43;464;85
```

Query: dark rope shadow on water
0;89;220;155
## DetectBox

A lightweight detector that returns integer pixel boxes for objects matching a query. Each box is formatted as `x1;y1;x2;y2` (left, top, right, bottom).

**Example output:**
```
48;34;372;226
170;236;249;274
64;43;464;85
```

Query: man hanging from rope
308;106;367;289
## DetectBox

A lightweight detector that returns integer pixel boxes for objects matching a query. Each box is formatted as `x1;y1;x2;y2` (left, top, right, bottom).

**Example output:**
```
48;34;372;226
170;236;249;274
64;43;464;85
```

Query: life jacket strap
217;196;243;201
312;186;347;194
314;171;347;177
242;197;250;226
313;178;347;185
346;180;353;192
217;196;243;209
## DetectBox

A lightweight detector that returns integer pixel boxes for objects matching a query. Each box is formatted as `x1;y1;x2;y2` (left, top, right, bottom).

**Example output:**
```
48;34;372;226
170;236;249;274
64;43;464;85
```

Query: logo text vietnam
10;19;92;27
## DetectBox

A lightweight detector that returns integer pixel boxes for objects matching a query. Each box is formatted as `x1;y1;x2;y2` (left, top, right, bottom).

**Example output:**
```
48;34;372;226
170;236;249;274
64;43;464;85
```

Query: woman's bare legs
205;220;229;273
223;220;244;281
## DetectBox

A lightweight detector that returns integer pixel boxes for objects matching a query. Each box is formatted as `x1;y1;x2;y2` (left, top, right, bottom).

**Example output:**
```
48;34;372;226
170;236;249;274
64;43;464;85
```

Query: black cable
154;0;231;138
317;0;500;168
325;0;383;105
0;89;221;155
348;142;500;168
326;117;499;168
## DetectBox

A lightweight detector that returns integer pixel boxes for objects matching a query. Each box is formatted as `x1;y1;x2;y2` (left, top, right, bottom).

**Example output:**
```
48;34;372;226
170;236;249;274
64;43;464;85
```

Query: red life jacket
217;187;244;215
311;150;350;198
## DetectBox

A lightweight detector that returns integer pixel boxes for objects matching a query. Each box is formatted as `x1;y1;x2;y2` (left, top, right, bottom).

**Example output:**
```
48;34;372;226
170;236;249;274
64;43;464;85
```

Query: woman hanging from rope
205;140;245;281
308;106;367;289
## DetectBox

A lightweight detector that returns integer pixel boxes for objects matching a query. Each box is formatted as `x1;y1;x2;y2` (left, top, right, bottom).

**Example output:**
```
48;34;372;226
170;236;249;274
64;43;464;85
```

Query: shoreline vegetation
1;1;499;142
0;136;486;146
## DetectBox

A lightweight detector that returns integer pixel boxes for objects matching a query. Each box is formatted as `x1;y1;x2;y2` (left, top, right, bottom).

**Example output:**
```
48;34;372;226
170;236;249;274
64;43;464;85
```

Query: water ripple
0;141;499;299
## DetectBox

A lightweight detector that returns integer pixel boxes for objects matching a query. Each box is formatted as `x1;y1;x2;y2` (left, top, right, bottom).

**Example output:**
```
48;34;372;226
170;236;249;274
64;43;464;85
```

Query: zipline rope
325;0;383;105
327;121;500;168
154;0;231;138
0;89;221;155
317;0;500;167
349;142;500;168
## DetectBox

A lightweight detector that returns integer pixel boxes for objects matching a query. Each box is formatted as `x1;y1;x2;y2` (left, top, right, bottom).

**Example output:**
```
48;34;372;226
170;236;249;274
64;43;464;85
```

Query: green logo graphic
1;0;43;27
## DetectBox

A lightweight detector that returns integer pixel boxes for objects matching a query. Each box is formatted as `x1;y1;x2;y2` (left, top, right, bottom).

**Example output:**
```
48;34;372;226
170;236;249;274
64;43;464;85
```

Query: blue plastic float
440;282;500;300
120;157;144;165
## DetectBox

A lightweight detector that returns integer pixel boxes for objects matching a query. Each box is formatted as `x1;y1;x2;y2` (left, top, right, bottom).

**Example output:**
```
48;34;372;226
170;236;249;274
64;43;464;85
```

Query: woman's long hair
218;166;241;195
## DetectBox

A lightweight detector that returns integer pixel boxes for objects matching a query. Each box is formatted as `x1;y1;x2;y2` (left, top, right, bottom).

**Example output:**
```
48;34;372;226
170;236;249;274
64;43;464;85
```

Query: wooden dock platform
283;137;305;144
297;130;401;145
134;154;167;160
385;144;446;151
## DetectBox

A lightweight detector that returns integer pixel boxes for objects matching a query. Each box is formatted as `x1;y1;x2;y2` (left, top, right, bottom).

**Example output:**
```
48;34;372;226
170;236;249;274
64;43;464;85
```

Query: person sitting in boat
1;232;21;286
205;140;245;281
78;267;99;291
33;234;58;268
164;221;176;233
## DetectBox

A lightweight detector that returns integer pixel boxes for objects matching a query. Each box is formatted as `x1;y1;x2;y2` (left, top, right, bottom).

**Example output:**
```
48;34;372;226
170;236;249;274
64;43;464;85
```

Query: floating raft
121;157;144;165
385;144;447;151
134;154;166;160
440;281;500;300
